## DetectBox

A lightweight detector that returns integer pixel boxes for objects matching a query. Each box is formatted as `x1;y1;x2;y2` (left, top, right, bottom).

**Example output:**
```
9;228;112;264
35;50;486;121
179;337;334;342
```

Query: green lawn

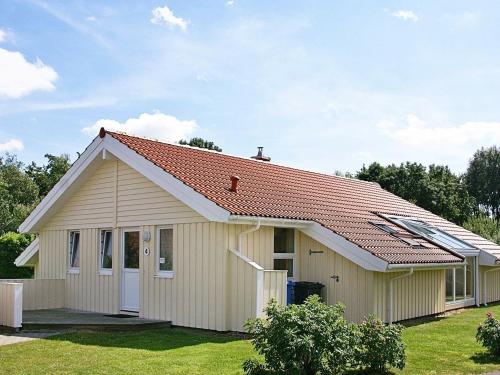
1;305;500;374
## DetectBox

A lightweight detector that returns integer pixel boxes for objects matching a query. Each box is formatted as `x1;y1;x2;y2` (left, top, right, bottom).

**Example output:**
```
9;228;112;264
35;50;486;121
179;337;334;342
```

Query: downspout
387;268;414;324
483;267;500;306
238;221;261;252
475;258;480;307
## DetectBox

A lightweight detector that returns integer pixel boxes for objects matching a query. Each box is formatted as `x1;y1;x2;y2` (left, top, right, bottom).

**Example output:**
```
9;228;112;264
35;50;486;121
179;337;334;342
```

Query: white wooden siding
0;279;64;311
479;266;500;304
262;270;287;307
372;270;446;322
44;161;116;230
297;232;375;322
116;161;206;226
65;228;119;313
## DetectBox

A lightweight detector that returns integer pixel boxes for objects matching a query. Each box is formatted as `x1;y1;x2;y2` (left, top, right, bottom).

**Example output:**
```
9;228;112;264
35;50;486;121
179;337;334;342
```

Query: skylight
387;216;476;251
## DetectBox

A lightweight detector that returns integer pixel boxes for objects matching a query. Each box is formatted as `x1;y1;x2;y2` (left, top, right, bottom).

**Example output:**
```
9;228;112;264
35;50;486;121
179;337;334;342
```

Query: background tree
465;146;500;221
179;137;222;152
356;162;474;225
0;232;33;278
0;154;39;235
26;154;71;198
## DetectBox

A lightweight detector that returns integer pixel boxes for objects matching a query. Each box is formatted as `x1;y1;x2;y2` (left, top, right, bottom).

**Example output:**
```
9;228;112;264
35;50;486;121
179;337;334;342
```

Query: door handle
331;275;339;282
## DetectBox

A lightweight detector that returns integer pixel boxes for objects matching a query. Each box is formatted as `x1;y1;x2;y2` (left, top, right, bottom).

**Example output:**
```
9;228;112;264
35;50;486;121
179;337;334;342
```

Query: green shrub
477;312;500;355
243;295;358;375
355;314;406;373
0;232;33;278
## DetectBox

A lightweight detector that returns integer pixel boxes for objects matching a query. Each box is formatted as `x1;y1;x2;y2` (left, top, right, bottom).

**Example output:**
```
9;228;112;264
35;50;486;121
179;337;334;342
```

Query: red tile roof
107;130;500;265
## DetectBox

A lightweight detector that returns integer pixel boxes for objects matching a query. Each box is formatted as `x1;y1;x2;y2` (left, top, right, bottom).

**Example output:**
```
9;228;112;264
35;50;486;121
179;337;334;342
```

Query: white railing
0;282;23;329
226;249;287;331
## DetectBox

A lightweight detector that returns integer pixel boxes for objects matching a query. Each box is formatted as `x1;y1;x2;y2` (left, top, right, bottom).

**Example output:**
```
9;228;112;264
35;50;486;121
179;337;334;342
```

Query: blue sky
1;1;500;173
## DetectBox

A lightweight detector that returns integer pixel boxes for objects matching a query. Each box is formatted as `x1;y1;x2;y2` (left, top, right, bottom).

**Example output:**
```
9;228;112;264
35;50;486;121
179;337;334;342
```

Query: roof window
387;216;476;251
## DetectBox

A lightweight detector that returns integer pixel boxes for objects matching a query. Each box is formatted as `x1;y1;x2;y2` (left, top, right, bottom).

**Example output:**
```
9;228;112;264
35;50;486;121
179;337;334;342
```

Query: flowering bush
355;315;406;372
477;312;500;355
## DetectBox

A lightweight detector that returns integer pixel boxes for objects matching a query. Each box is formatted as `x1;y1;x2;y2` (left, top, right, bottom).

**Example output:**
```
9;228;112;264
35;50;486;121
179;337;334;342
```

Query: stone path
0;331;60;346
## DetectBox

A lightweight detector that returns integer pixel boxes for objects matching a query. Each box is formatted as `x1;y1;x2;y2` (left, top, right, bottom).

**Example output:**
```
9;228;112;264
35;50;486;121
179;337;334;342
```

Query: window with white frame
99;229;113;271
68;231;80;270
273;228;296;279
446;257;475;303
157;227;173;275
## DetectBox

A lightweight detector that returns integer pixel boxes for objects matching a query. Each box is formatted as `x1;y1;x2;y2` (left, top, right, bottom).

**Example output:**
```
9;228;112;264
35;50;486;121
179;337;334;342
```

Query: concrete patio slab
22;308;171;331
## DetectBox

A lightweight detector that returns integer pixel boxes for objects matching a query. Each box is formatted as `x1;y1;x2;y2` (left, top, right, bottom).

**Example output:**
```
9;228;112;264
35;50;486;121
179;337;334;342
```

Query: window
100;230;113;271
388;217;475;251
273;228;296;279
372;222;423;247
68;231;80;271
157;227;173;276
445;257;475;303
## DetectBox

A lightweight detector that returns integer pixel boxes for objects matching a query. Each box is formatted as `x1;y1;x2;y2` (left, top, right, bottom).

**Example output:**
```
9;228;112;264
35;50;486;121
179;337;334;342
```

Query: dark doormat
103;314;136;319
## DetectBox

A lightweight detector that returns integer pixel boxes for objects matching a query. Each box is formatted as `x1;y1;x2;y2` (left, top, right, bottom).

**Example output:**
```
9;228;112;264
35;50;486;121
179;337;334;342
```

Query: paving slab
0;331;60;346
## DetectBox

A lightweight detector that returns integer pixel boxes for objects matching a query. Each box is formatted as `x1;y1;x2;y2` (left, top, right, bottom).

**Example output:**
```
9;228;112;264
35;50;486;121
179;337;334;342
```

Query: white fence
0;282;23;329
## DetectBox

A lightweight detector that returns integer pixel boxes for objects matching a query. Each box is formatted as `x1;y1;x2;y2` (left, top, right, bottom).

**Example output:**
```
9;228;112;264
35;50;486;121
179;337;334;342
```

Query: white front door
121;229;140;312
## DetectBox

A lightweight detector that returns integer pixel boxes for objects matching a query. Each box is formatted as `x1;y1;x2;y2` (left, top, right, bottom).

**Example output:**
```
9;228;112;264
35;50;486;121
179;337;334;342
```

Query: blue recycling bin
287;280;295;305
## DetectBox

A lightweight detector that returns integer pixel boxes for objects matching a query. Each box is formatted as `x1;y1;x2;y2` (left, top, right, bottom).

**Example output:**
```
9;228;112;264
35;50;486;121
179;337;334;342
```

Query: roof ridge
105;130;381;188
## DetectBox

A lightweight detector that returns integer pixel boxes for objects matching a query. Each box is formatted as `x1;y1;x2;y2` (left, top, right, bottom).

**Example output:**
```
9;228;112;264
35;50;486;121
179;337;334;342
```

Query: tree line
0;139;498;278
351;146;500;244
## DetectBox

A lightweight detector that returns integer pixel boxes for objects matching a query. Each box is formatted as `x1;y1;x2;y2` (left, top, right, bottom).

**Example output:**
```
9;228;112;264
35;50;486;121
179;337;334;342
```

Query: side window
273;228;296;279
69;231;80;270
100;230;113;270
158;227;173;275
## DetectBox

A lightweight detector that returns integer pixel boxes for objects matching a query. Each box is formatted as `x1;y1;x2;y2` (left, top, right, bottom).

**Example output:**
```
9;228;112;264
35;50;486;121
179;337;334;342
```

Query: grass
0;305;500;374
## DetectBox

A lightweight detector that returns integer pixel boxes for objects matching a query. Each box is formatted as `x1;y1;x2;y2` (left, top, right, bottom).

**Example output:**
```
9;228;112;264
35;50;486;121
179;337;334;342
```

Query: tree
179;137;222;152
0;232;33;278
465;146;500;221
356;162;474;225
463;215;500;245
0;155;39;235
26;154;71;198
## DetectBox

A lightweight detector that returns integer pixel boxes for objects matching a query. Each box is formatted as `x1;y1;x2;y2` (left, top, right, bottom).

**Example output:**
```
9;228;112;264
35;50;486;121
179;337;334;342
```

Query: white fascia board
103;136;230;222
15;237;39;267
228;215;310;228
479;250;499;266
18;137;105;233
301;223;389;272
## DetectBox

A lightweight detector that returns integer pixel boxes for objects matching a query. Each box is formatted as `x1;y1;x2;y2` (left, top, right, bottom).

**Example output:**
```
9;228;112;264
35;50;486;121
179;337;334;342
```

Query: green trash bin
293;281;324;304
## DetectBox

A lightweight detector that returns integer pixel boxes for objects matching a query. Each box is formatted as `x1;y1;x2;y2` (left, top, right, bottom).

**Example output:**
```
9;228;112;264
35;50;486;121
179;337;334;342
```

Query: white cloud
82;112;198;142
226;0;235;7
392;10;419;22
86;16;96;22
0;29;6;43
0;139;24;153
151;6;188;31
377;114;500;147
0;48;58;98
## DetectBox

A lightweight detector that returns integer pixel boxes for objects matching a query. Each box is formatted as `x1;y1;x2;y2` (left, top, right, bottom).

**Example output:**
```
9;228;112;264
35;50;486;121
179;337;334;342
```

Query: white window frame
273;228;297;280
446;257;475;306
68;230;80;274
99;229;113;276
156;225;174;278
